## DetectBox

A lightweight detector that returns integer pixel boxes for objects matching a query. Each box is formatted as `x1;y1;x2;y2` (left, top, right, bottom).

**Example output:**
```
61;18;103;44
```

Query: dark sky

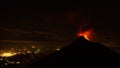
0;1;120;51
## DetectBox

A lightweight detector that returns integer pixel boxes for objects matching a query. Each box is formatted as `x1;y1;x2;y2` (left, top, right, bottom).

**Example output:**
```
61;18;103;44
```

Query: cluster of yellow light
0;52;16;57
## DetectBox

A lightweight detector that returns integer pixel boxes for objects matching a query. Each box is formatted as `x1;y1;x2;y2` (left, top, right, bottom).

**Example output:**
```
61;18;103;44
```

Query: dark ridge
27;36;120;68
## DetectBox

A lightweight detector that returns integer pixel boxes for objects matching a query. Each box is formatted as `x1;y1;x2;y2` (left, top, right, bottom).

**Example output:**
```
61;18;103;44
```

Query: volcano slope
28;36;120;68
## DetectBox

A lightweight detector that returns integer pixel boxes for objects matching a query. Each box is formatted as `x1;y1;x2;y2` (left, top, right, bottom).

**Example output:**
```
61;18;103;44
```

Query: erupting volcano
28;34;120;68
27;22;120;68
77;29;94;41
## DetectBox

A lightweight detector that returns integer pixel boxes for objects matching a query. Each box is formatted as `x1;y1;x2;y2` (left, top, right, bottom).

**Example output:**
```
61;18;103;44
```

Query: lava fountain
77;29;94;41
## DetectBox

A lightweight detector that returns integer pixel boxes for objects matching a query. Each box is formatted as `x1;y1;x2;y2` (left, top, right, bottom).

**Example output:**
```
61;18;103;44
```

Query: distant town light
16;61;20;64
0;52;16;57
32;45;36;48
56;48;60;51
0;58;3;61
27;51;31;53
4;63;8;66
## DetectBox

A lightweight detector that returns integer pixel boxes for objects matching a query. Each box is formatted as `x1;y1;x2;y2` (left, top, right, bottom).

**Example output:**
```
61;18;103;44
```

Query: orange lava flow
78;29;93;41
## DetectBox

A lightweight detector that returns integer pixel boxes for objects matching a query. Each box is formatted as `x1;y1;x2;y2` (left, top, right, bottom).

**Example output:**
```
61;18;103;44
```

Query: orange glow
32;45;36;48
78;29;93;41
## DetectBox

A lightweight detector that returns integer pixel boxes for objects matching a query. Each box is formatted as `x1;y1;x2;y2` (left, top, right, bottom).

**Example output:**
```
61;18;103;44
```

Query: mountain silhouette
27;36;120;68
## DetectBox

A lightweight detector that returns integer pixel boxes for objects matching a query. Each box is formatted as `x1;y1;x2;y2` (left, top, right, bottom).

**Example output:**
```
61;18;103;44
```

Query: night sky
0;1;120;52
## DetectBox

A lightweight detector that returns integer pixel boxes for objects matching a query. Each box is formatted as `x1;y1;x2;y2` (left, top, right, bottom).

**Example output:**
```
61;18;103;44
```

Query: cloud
0;40;34;43
0;27;30;34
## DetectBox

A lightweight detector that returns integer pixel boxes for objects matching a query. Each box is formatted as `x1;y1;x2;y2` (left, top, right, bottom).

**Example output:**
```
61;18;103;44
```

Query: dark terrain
27;36;120;68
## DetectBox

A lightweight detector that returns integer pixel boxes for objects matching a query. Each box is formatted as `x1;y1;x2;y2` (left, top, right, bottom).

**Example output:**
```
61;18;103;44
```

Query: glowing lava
78;29;93;41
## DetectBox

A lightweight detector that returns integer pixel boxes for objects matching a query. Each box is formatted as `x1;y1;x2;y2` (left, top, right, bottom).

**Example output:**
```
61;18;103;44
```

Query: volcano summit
28;36;120;68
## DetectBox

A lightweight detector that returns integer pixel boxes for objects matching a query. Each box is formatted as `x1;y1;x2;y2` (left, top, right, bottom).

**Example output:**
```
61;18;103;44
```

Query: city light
56;48;60;51
0;46;59;67
0;52;16;57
